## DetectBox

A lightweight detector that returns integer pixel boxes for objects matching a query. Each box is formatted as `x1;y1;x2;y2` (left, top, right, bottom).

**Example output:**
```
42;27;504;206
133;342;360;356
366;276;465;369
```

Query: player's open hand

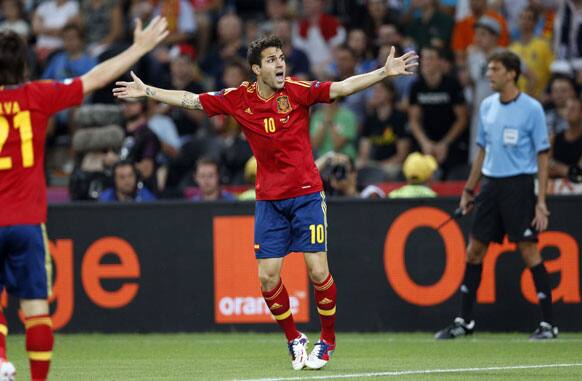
532;201;550;232
133;16;169;53
384;46;418;77
113;71;147;99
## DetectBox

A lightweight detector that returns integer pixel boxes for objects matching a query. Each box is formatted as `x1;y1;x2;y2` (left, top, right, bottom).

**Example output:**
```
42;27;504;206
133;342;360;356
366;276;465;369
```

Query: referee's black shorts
471;174;538;244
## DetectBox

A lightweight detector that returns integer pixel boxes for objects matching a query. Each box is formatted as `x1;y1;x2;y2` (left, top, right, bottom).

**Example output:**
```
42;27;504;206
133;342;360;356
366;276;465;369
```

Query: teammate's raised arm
112;71;203;110
81;16;169;95
329;46;418;99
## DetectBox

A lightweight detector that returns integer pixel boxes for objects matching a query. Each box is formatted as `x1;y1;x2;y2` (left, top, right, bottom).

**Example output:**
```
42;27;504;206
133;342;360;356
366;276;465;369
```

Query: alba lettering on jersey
384;207;581;306
0;101;21;115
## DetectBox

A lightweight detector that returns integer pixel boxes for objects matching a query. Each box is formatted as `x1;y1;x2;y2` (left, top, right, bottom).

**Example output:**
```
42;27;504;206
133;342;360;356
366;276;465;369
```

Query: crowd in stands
1;0;582;202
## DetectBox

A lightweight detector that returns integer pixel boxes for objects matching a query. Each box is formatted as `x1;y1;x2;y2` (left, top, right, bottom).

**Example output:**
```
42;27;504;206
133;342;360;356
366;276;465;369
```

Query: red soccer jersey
0;78;83;226
200;78;333;200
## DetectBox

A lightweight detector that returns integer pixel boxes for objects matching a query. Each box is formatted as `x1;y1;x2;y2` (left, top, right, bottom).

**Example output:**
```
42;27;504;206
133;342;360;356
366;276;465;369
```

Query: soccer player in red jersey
0;17;168;381
113;35;418;370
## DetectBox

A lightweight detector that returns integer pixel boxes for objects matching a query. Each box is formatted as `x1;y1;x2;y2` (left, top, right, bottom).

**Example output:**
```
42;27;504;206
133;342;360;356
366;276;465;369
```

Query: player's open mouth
275;72;284;81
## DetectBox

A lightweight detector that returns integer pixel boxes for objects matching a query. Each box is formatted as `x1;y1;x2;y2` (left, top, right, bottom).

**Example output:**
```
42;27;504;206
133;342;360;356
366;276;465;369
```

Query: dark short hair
488;50;522;83
62;23;85;40
421;44;445;59
0;30;27;85
247;35;283;68
113;160;138;178
196;156;220;173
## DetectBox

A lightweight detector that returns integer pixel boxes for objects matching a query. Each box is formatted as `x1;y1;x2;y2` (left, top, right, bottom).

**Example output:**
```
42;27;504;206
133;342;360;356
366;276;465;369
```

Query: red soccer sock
262;280;300;342
25;314;54;381
313;273;337;343
0;310;7;359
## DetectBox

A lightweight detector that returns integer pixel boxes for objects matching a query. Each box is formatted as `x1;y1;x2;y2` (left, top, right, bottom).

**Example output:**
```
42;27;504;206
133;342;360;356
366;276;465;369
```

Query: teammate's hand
113;71;147;99
459;191;475;215
132;16;169;53
532;201;550;232
384;46;418;77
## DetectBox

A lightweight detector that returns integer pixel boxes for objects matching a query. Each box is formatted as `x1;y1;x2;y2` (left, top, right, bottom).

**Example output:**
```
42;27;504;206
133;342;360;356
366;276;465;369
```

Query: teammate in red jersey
0;17;168;381
113;35;417;370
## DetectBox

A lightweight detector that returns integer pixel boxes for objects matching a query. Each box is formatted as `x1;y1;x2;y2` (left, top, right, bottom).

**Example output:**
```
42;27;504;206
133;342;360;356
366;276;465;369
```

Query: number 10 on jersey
264;117;276;134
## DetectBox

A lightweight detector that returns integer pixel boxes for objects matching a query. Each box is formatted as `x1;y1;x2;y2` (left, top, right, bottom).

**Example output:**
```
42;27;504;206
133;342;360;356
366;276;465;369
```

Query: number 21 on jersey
0;111;34;170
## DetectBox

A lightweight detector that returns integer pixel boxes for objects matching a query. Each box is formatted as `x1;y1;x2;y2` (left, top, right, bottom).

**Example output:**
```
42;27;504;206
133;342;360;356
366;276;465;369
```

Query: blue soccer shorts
0;224;52;299
254;191;328;258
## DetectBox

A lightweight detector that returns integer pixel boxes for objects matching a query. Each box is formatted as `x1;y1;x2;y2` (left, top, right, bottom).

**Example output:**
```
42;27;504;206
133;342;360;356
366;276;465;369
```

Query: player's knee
308;267;329;284
518;242;541;267
466;239;487;264
258;271;280;291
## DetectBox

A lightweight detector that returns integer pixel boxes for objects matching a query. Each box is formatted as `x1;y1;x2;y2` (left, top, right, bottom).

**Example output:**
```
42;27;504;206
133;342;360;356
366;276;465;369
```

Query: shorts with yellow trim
0;224;51;298
254;191;328;258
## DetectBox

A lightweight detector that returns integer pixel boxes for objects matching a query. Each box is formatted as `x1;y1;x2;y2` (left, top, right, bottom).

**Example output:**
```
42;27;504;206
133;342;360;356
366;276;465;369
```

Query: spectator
273;18;311;80
32;0;79;64
361;0;400;42
451;0;509;65
293;0;346;77
42;24;97;81
388;152;438;198
99;160;157;202
316;152;359;197
553;0;582;60
510;6;554;99
77;0;123;57
191;157;236;201
409;45;469;179
329;45;368;123
259;0;291;36
152;0;196;45
545;75;578;136
466;16;503;160
346;28;376;74
358;80;411;180
405;0;454;53
0;0;30;39
310;100;358;161
201;13;247;89
550;97;582;178
119;98;161;192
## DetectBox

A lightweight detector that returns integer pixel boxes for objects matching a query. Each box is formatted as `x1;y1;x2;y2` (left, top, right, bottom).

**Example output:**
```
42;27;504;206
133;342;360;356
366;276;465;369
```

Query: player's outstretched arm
81;16;169;95
329;46;418;99
112;71;203;110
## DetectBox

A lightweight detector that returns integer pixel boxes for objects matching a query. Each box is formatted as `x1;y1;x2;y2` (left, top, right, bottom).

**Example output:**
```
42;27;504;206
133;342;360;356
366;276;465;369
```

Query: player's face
258;47;286;90
486;60;513;92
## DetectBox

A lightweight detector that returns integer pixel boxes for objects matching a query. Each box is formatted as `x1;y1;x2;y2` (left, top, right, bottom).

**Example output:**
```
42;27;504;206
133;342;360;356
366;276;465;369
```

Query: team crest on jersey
276;95;292;114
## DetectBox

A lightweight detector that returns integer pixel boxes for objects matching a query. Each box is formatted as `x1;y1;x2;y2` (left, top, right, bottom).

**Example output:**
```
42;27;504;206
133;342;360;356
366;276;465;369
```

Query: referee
435;51;557;340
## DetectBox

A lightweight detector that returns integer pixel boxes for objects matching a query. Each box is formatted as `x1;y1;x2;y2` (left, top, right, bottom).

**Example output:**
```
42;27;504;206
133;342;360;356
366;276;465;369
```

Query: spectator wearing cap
466;15;503;161
451;0;509;65
510;6;554;99
388;152;437;198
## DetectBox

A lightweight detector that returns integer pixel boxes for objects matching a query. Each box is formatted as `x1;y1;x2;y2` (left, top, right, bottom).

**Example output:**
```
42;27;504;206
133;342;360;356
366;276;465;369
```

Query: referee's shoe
529;322;559;340
434;317;475;339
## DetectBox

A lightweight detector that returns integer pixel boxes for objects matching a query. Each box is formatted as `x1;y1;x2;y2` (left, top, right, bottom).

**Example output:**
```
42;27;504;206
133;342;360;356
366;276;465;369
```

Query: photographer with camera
316;152;358;197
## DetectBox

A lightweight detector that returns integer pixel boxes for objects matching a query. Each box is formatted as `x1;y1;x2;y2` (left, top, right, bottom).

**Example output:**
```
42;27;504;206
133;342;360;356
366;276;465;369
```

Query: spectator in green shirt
310;101;358;160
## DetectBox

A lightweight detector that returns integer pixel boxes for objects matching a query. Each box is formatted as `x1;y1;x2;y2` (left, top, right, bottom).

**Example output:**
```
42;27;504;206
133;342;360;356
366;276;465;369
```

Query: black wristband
464;188;475;196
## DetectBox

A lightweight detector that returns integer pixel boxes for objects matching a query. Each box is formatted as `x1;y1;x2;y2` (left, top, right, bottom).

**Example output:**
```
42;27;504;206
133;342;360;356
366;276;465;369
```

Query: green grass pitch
6;332;582;380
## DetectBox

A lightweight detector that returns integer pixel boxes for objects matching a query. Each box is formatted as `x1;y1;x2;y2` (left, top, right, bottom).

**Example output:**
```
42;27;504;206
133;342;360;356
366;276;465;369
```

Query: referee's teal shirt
476;92;550;177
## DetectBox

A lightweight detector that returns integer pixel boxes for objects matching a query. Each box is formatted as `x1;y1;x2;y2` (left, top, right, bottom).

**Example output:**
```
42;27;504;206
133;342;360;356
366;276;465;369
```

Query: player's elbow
81;71;106;95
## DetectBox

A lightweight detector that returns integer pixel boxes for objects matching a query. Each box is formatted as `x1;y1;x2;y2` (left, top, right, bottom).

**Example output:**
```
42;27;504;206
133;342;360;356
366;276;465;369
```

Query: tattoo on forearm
145;87;155;97
181;92;201;110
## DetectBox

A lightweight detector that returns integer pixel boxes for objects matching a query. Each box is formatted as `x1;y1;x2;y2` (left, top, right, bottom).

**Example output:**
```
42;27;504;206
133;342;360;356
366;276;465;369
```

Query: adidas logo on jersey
244;107;253;115
270;303;283;310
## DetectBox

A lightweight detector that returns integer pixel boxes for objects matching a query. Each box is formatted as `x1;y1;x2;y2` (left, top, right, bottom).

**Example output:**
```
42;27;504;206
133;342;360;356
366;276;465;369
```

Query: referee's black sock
531;262;554;325
460;263;482;322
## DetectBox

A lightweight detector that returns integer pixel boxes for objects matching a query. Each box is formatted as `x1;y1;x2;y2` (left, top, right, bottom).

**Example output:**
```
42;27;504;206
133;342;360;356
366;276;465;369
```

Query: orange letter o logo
384;207;466;306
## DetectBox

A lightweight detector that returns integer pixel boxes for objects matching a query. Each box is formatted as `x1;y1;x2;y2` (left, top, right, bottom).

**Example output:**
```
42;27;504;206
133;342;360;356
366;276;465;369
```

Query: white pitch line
235;363;582;381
